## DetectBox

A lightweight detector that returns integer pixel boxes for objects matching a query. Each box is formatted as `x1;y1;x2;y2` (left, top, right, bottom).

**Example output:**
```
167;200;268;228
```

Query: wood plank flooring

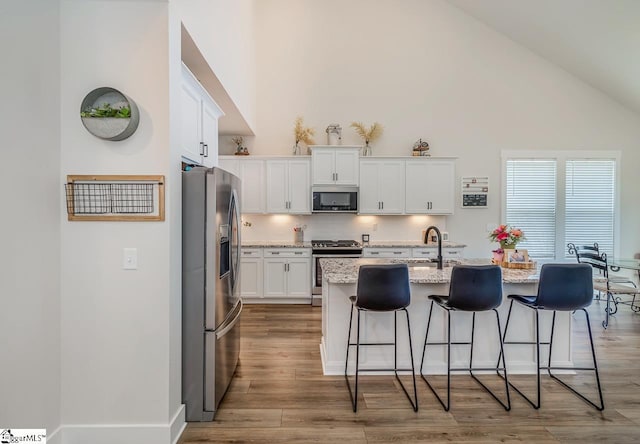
179;299;640;443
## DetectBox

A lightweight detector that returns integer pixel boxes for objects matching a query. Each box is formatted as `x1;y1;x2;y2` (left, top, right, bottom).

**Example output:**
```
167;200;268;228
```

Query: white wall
253;0;640;257
175;0;256;131
0;0;61;438
60;1;180;443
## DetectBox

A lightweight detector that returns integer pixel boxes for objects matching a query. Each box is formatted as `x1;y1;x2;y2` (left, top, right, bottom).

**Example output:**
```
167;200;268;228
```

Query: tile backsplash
240;213;447;243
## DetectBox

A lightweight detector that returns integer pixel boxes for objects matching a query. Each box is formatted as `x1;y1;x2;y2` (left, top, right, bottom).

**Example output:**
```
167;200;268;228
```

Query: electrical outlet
123;248;138;270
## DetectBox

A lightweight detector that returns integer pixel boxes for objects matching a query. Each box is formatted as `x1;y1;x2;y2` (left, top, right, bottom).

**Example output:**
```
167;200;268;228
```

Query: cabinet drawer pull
393;251;402;255
295;252;302;255
371;251;379;255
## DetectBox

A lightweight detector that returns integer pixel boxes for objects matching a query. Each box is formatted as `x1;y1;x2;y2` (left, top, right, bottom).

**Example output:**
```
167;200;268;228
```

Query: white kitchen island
319;258;573;375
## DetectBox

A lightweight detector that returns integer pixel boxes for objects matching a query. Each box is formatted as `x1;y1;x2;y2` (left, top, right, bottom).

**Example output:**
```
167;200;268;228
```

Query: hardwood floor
179;299;640;443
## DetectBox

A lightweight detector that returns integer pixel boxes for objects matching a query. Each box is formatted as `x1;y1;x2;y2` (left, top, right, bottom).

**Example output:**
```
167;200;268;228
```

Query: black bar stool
499;263;604;410
419;265;510;411
345;264;418;412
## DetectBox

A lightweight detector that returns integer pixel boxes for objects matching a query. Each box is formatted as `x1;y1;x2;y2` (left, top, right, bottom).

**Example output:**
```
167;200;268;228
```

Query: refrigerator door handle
215;300;243;340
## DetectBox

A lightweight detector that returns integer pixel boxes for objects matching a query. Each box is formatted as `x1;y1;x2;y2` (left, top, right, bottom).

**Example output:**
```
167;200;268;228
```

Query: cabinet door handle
381;201;384;210
203;143;209;157
335;173;338;181
199;142;205;156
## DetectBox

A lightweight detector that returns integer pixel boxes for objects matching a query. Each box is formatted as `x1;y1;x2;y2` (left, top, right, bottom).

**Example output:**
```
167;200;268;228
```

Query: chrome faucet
424;226;443;270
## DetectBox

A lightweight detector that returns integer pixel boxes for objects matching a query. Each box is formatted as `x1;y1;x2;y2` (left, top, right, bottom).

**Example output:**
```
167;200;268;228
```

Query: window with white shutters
503;152;619;261
505;160;557;259
565;159;616;257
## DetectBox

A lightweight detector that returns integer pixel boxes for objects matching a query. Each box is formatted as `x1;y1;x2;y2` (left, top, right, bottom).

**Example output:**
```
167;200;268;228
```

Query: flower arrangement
489;224;525;249
293;116;315;145
350;121;383;145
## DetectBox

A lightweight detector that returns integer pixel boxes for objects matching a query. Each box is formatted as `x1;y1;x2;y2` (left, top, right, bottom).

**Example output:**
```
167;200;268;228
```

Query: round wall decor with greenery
80;87;139;141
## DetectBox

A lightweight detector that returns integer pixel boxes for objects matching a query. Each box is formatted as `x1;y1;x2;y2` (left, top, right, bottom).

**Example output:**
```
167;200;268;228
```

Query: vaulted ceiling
448;0;640;115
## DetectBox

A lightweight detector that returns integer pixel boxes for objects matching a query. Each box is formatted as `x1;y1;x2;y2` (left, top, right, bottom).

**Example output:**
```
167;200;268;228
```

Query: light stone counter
364;241;467;248
242;241;312;248
320;258;539;284
319;257;570;377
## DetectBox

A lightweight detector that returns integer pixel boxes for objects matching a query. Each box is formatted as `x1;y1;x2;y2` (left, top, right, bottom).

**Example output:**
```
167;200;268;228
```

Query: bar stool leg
469;311;511;411
547;309;605;411
500;301;541;409
345;305;362;412
420;303;452;411
394;309;418;412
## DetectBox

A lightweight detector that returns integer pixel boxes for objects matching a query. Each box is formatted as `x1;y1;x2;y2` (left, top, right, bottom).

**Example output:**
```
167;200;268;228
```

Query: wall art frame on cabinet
65;175;165;221
461;176;489;208
80;87;140;141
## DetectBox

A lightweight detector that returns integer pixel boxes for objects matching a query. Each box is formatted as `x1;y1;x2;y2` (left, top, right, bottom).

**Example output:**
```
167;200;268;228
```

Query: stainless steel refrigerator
182;166;242;421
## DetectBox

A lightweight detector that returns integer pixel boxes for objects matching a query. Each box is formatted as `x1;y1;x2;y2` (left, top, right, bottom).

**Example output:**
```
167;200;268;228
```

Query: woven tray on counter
491;259;537;269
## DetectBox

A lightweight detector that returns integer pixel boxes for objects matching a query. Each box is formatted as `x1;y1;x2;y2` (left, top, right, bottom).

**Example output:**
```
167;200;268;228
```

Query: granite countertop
320;257;539;285
242;241;312;248
242;240;466;249
364;241;467;248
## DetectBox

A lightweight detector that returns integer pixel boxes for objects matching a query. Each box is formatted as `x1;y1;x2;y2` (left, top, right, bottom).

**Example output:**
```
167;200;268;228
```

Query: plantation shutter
505;160;557;259
565;159;616;257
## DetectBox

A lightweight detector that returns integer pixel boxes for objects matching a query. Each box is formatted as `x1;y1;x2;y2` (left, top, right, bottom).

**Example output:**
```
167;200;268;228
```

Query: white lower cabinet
412;247;464;260
363;246;465;260
363;248;412;258
245;248;311;303
240;248;263;299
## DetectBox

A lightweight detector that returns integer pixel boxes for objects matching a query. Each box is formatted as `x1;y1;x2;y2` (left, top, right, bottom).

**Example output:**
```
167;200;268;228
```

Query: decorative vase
363;141;372;156
492;251;504;263
293;142;301;155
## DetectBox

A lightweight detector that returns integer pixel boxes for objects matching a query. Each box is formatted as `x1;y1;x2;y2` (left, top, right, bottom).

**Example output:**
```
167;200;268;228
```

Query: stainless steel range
311;239;363;305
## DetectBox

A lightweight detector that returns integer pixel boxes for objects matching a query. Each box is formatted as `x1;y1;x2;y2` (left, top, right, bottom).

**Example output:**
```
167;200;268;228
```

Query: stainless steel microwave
312;186;358;213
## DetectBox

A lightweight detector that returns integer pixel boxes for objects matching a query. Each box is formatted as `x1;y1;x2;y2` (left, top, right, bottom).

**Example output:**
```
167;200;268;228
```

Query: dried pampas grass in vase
350;122;383;156
293;116;315;155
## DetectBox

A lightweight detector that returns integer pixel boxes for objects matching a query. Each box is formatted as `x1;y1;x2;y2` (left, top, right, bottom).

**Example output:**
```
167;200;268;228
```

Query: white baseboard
48;426;62;444
59;405;186;444
170;405;186;444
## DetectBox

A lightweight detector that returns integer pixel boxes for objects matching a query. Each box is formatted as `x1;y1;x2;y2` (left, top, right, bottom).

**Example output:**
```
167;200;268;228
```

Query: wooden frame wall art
65;175;165;222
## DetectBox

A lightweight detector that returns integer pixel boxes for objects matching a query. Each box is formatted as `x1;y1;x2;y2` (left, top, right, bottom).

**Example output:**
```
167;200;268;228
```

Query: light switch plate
123;248;138;270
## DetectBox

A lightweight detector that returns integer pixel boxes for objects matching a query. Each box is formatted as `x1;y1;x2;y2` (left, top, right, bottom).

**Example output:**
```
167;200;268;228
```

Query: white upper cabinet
180;63;223;167
359;159;405;214
405;159;455;215
180;74;202;164
311;146;360;185
240;160;266;214
218;157;265;214
266;158;311;214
